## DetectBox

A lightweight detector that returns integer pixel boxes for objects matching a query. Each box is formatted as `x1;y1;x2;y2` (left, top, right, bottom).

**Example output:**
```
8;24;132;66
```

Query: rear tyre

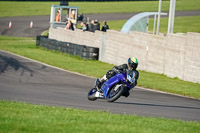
107;85;125;102
88;88;98;101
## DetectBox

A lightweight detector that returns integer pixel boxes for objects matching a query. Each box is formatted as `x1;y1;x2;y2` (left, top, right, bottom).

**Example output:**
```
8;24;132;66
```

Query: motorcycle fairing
101;73;127;99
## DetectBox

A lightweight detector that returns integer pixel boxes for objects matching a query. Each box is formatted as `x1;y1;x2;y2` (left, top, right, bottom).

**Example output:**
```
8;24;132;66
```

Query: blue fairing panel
101;74;121;98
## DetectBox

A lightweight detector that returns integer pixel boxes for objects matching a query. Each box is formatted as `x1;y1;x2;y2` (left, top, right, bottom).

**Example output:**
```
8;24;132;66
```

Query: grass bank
105;16;200;33
71;0;200;14
0;36;199;99
0;100;200;133
0;0;200;17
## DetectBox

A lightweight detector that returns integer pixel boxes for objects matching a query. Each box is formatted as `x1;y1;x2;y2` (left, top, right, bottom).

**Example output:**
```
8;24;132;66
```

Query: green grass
72;0;200;14
0;0;200;17
0;100;200;133
41;30;49;36
104;16;200;33
138;71;200;98
0;36;112;77
0;36;200;99
0;2;59;17
149;16;200;33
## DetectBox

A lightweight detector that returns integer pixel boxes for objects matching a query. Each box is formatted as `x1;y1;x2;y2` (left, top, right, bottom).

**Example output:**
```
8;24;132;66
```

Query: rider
96;57;139;97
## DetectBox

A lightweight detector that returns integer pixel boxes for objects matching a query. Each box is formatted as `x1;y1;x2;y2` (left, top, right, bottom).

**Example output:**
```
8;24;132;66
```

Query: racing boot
122;89;130;97
95;78;106;93
95;79;102;91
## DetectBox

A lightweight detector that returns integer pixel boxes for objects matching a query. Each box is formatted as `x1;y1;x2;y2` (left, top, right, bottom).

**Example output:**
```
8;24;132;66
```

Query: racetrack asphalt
0;50;200;121
0;10;200;37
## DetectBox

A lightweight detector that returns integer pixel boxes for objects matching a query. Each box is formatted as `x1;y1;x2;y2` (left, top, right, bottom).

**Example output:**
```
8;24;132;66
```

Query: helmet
128;57;138;70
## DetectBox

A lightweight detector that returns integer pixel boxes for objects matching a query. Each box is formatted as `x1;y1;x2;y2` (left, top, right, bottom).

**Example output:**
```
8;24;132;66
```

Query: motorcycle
88;70;136;102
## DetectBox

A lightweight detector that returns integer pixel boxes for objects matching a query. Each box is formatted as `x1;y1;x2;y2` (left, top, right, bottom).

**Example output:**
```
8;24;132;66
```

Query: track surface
0;10;200;37
0;50;200;121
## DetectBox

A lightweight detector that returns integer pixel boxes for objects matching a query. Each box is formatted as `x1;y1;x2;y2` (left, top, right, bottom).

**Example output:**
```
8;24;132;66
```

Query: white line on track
1;49;199;101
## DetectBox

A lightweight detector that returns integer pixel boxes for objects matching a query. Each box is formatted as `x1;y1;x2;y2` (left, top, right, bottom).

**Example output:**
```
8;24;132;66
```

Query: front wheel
88;88;98;101
107;85;125;102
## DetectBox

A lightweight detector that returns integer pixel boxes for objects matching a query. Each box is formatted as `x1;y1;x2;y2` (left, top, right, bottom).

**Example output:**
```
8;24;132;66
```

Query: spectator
78;13;84;21
101;21;109;32
92;19;100;32
88;20;94;32
89;19;100;32
81;22;87;31
56;10;60;22
73;24;76;30
65;19;74;31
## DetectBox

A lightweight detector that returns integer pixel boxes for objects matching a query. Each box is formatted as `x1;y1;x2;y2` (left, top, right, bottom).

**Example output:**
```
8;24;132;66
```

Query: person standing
89;19;100;32
56;10;61;22
65;19;74;31
81;22;87;31
101;21;109;32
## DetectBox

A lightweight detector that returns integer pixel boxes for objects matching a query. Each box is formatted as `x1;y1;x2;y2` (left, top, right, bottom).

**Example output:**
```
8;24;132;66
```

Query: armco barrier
36;35;99;60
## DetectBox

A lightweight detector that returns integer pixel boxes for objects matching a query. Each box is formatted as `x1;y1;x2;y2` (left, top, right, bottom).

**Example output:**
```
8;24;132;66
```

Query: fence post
101;33;107;61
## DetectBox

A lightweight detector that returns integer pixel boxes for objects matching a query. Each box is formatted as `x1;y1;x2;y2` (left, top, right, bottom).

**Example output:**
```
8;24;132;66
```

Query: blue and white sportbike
88;70;136;102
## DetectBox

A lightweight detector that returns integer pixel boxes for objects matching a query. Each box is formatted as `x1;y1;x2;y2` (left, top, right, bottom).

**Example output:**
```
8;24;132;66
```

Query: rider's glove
112;67;122;74
116;69;122;74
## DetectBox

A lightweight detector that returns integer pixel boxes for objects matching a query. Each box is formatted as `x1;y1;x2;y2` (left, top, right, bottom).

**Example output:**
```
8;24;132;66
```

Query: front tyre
107;85;125;102
88;88;98;101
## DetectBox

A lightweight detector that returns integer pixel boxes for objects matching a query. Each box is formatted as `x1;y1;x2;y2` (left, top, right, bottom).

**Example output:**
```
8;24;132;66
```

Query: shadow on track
0;54;34;76
114;102;200;110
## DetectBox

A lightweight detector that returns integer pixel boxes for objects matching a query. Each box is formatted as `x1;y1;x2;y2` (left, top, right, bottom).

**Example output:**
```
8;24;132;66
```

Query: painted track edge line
1;49;199;101
136;86;200;101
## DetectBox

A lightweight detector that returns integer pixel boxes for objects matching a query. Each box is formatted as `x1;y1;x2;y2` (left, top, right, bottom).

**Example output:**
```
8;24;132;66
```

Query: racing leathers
97;64;139;97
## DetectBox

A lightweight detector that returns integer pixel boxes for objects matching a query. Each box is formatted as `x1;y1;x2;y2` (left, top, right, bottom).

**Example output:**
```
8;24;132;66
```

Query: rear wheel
88;88;98;101
107;85;125;102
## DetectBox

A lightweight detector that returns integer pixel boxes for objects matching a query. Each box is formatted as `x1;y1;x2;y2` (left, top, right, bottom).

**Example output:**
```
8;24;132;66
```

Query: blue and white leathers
88;69;136;102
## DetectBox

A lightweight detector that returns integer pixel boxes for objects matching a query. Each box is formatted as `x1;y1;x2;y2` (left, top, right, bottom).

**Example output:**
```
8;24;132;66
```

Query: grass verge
0;100;200;133
0;36;199;99
105;16;200;33
149;16;200;33
0;0;200;17
71;0;200;14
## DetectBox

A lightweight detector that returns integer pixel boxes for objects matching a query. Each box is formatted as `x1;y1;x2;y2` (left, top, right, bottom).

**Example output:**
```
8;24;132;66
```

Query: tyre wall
36;35;99;60
49;28;200;83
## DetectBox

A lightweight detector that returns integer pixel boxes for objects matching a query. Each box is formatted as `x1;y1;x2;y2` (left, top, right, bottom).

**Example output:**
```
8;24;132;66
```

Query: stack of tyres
62;42;69;53
65;42;71;54
41;37;49;48
65;43;77;55
70;43;77;55
55;41;61;51
60;42;66;53
41;38;46;47
36;35;40;46
58;41;63;52
40;38;45;47
49;40;57;50
48;40;53;50
85;46;99;60
46;39;50;48
40;37;48;47
76;45;86;57
36;35;48;47
76;45;99;60
36;36;99;60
